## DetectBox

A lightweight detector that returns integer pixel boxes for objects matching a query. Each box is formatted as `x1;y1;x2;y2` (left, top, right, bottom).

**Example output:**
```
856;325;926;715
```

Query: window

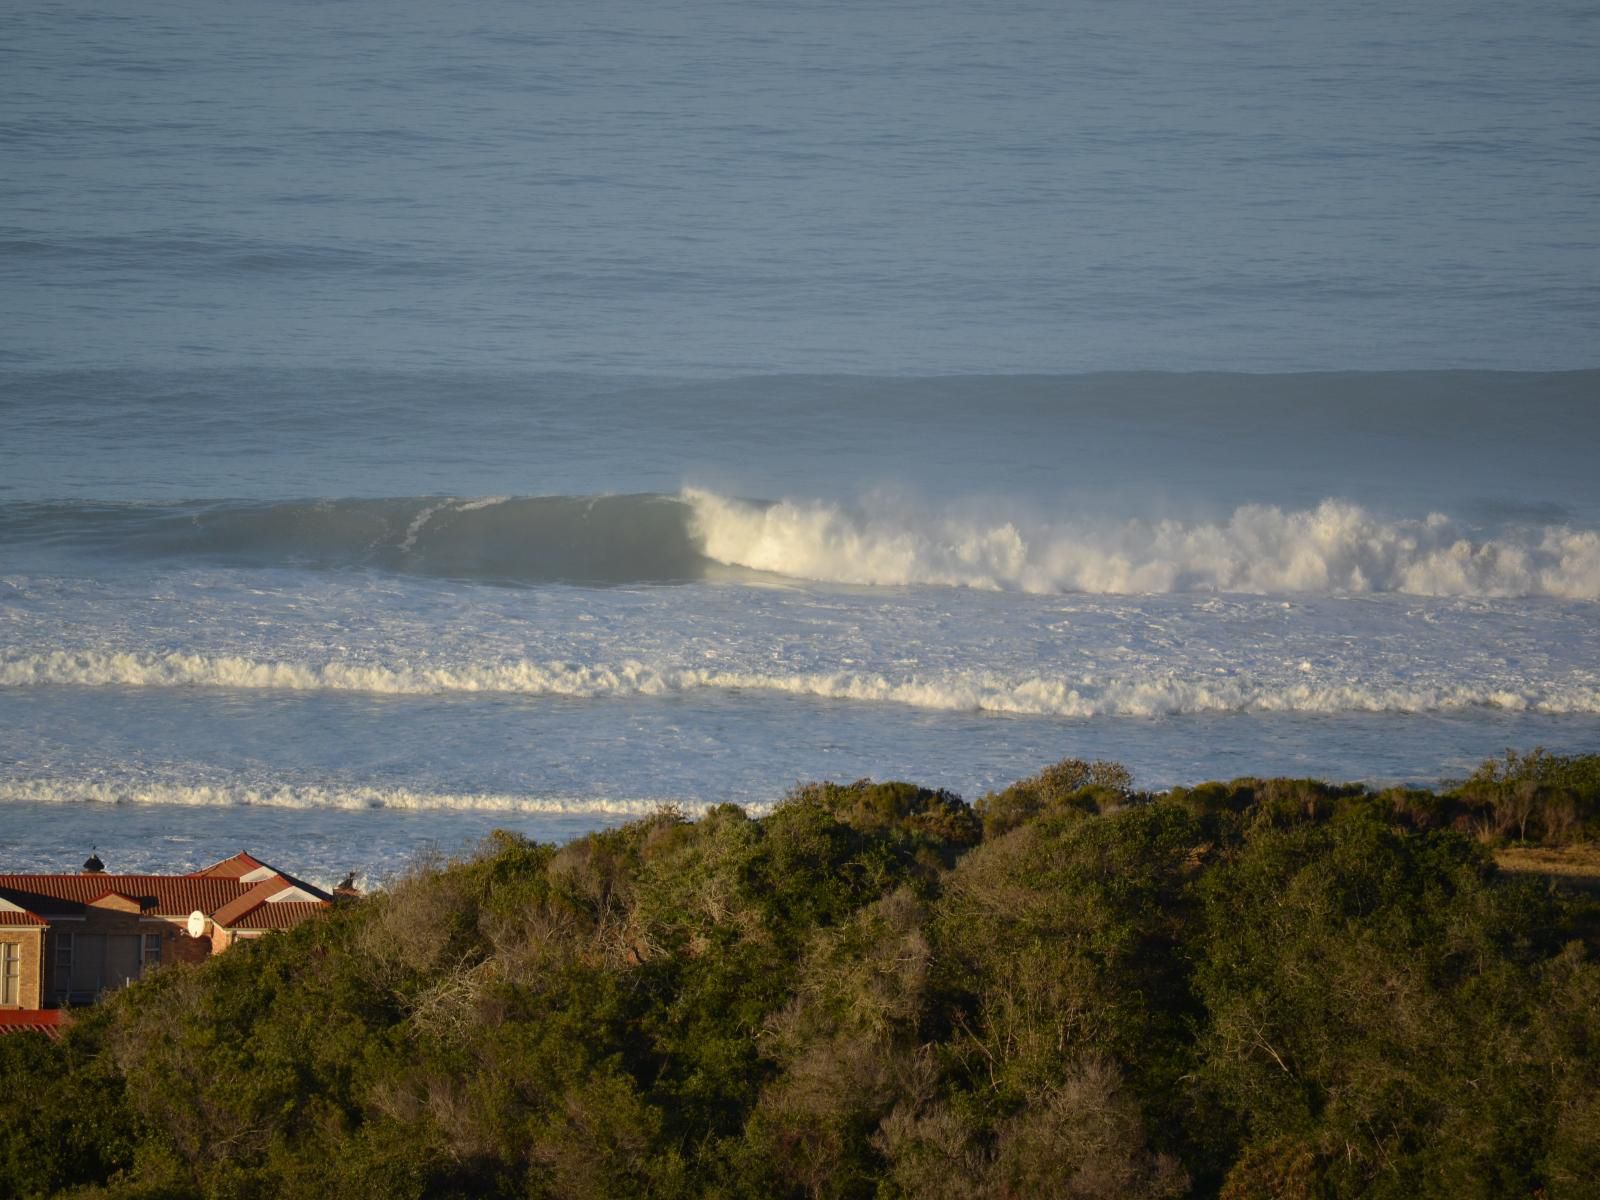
53;932;73;997
141;933;162;970
1;942;19;1006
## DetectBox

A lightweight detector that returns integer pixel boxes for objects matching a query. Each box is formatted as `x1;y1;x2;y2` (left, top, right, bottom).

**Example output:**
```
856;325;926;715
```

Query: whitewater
5;375;1599;881
4;0;1598;879
5;369;1600;881
11;490;1599;598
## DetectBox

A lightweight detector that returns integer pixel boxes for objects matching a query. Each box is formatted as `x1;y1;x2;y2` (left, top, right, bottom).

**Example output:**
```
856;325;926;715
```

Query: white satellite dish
187;910;207;938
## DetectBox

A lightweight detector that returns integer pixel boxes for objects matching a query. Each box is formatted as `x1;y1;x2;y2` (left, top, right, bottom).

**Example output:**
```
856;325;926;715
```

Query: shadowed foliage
1;752;1597;1198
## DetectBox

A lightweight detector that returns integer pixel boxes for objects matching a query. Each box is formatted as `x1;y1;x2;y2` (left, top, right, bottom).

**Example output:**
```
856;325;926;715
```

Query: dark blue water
3;0;1596;373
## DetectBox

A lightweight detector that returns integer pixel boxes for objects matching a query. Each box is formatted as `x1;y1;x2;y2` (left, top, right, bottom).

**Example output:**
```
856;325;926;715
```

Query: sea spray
684;489;1600;598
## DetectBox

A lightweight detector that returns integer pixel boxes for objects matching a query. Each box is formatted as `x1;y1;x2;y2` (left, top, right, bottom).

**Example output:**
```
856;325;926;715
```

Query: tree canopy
3;756;1597;1198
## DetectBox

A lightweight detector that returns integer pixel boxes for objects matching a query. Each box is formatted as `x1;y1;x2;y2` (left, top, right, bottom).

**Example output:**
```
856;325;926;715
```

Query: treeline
3;752;1599;1199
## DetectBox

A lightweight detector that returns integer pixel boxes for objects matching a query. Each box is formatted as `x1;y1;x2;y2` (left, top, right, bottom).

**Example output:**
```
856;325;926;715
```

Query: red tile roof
0;855;332;937
1;867;329;923
210;878;291;927
0;1009;67;1039
186;853;328;904
189;852;269;879
212;877;333;929
229;901;330;930
0;875;252;918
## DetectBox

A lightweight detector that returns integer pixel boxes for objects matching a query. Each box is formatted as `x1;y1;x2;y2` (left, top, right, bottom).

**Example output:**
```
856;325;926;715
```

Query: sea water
3;1;1597;884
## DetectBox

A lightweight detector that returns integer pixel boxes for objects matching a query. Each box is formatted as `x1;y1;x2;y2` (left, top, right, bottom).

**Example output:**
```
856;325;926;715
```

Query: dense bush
2;753;1597;1198
1455;749;1600;843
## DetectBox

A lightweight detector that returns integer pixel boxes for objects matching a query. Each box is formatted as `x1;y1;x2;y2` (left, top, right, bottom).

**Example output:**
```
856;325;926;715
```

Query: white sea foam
8;489;1599;597
4;649;1595;717
0;777;692;816
684;490;1600;599
396;499;453;553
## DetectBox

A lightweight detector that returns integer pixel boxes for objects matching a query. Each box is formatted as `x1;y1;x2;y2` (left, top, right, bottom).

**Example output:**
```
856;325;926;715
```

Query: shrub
974;758;1134;839
2;755;1596;1198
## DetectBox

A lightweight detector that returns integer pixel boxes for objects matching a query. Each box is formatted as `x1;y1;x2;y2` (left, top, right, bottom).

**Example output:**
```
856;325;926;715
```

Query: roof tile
0;905;49;927
0;1009;67;1039
0;855;330;935
0;875;249;918
210;878;289;927
229;901;330;930
188;852;268;879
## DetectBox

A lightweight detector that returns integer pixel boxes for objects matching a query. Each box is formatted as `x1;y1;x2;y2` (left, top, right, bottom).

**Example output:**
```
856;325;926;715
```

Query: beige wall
1;927;45;1009
207;923;261;955
171;925;212;966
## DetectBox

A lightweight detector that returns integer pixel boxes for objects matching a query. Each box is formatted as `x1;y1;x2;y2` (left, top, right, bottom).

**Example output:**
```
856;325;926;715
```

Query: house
0;851;333;1031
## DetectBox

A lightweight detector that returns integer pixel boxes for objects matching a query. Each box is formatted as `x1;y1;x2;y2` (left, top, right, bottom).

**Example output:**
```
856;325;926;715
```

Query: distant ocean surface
3;0;1597;883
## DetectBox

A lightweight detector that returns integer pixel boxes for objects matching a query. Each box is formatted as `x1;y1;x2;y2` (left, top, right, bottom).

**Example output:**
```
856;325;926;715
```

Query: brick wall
171;927;212;965
1;928;45;1009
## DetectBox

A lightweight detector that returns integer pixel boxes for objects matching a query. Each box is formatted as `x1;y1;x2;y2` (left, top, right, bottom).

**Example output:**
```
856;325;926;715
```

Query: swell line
3;650;1595;717
0;777;687;817
6;490;1597;598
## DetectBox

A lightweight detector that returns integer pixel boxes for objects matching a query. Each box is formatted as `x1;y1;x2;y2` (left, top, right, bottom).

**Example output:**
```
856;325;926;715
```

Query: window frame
53;931;74;997
1;940;20;1006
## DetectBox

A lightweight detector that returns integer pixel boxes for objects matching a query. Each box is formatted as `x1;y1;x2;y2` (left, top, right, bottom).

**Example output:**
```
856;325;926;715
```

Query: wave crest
685;490;1600;598
0;777;683;816
4;491;1598;598
4;650;1595;717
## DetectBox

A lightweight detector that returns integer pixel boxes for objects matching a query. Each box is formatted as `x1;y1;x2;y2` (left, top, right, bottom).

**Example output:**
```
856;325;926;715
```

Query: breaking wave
686;490;1600;599
0;777;692;816
4;490;1599;598
4;650;1596;717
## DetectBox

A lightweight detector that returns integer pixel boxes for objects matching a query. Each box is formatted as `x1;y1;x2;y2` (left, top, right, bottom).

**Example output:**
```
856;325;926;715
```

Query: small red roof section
0;901;48;927
211;877;332;930
210;878;291;928
189;851;270;879
0;1009;67;1039
187;853;328;904
229;902;329;931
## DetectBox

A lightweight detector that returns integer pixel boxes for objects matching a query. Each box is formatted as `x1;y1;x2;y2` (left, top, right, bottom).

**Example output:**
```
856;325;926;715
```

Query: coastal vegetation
3;751;1598;1199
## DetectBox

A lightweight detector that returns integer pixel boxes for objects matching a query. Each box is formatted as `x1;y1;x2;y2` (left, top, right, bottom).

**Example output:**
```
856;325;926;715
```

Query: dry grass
1495;843;1600;892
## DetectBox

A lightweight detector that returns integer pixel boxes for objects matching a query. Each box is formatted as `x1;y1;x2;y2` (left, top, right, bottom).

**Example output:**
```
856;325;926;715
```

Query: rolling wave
687;490;1600;599
0;494;710;584
0;777;688;816
3;490;1598;598
4;650;1595;717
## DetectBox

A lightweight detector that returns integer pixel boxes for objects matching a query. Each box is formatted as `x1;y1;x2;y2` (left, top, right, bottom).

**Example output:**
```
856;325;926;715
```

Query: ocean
3;0;1597;886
